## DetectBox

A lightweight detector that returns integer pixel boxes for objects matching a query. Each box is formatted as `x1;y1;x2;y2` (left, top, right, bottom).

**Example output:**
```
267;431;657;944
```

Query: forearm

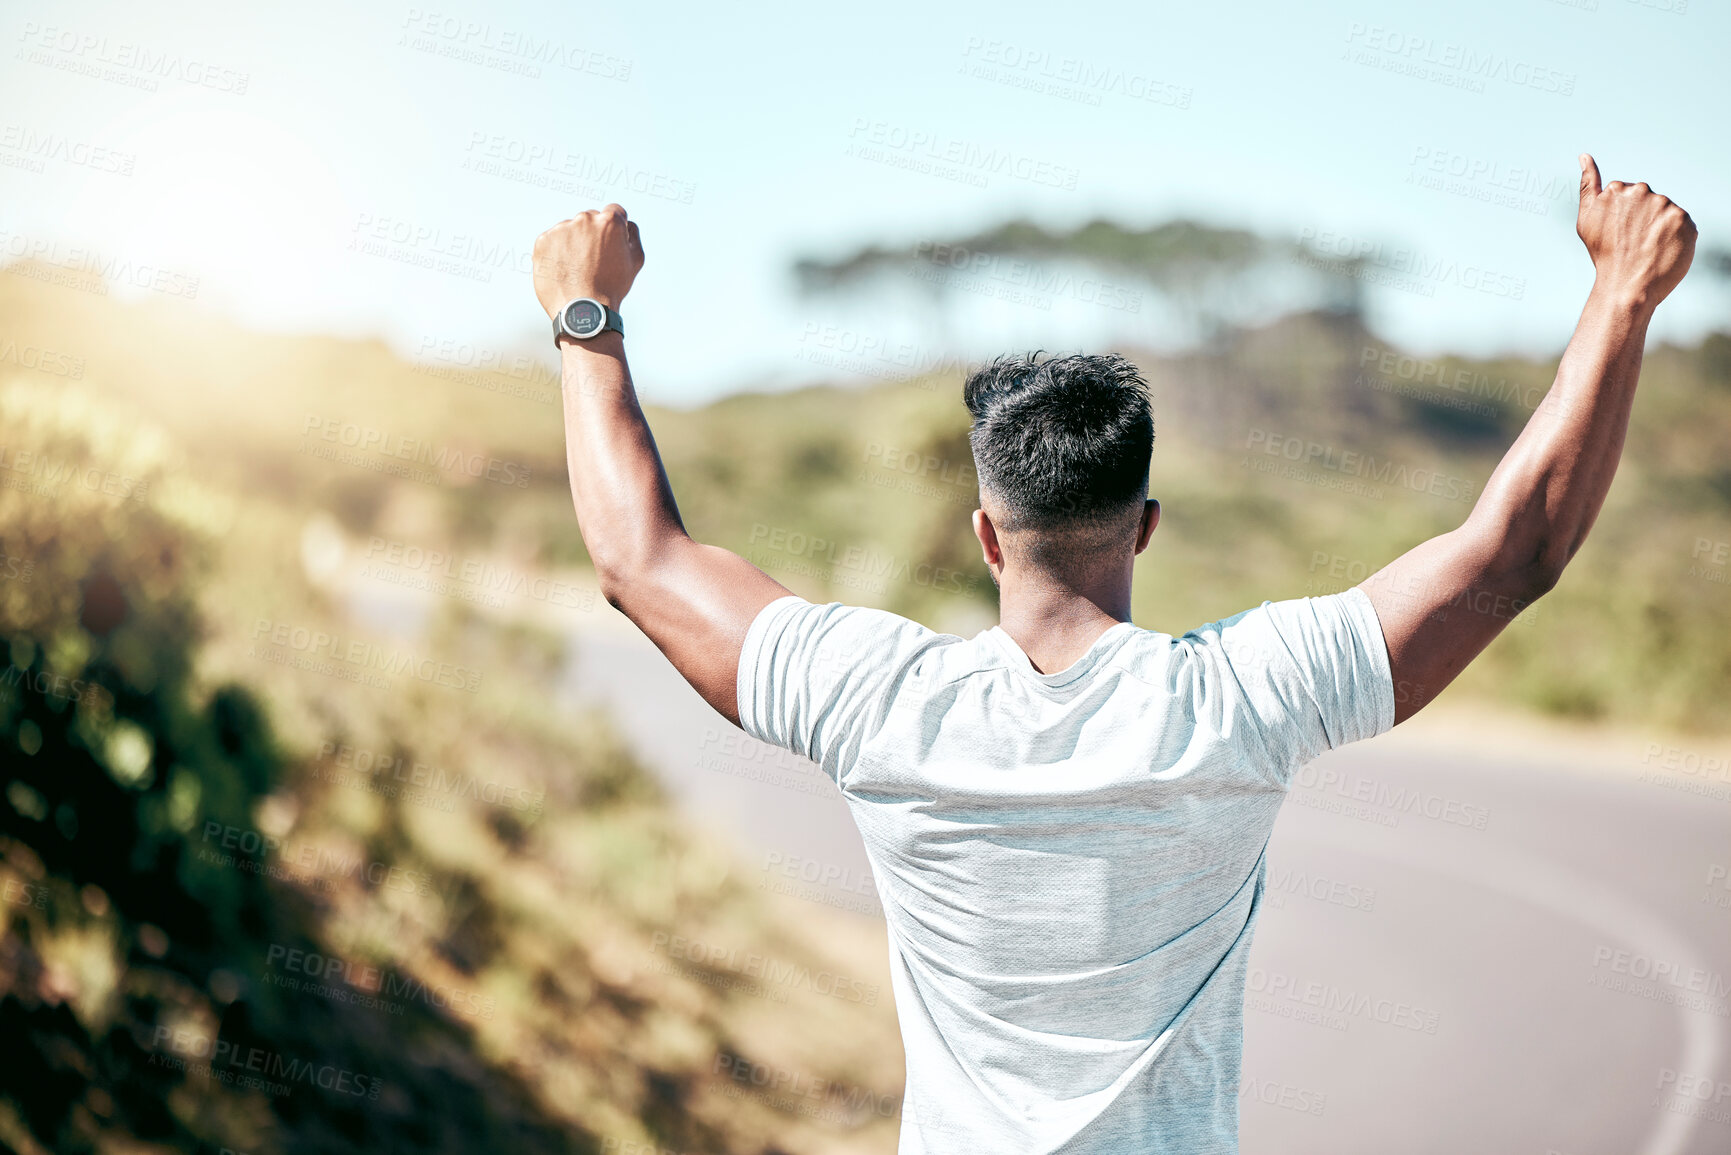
1460;283;1652;591
558;334;691;586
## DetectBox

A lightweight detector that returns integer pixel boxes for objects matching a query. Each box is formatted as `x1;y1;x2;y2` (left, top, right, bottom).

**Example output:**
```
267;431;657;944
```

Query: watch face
564;299;605;338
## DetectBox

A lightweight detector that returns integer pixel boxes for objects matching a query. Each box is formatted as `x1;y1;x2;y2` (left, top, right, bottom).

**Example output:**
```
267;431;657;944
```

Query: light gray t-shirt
736;588;1394;1154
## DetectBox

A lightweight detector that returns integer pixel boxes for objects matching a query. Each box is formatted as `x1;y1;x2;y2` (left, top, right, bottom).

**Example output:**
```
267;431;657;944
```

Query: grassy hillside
0;270;904;1154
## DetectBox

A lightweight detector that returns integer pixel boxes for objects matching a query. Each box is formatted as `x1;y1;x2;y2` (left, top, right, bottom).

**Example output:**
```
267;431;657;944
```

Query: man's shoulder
752;597;969;677
762;597;954;640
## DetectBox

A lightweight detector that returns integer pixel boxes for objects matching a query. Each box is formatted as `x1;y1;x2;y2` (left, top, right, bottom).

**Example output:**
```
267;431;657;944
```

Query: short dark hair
963;352;1153;533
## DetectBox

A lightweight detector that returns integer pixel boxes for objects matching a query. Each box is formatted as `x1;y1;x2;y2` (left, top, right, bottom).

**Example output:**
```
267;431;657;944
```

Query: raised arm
532;205;792;725
1360;155;1697;724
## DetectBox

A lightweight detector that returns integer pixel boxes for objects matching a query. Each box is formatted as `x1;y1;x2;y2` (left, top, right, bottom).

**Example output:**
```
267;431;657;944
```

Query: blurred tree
793;217;1368;349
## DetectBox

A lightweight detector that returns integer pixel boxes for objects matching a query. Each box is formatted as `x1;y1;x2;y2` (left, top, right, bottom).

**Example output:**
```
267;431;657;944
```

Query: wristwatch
552;297;624;347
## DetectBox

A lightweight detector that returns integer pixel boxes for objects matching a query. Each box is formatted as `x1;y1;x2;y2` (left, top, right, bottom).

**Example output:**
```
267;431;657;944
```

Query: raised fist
1576;154;1696;311
533;203;644;320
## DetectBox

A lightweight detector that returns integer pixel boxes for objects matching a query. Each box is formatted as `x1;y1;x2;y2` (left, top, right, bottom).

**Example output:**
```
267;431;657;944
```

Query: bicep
606;538;792;726
1357;527;1546;725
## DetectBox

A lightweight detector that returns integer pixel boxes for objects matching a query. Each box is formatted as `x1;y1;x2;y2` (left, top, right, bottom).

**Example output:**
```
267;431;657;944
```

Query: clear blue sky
2;0;1726;403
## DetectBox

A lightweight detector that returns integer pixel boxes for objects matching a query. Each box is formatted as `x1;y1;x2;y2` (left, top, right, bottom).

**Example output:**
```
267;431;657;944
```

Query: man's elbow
1520;565;1564;604
593;554;643;609
1518;545;1574;602
591;537;686;610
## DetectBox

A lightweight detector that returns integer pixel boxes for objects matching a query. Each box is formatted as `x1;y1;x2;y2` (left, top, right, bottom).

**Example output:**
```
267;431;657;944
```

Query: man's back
737;589;1394;1153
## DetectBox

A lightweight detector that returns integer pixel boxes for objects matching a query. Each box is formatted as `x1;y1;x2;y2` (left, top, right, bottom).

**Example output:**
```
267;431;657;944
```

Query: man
530;155;1695;1153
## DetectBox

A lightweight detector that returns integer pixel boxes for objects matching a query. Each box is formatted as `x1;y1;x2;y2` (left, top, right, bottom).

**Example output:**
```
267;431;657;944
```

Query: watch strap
552;301;625;348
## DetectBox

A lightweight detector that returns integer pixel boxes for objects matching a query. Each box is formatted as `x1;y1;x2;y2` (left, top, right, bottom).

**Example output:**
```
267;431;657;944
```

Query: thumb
1578;153;1602;200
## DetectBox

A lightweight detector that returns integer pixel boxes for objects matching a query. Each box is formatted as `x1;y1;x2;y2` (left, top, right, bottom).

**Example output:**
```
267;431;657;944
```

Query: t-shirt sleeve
1183;586;1395;787
735;596;943;786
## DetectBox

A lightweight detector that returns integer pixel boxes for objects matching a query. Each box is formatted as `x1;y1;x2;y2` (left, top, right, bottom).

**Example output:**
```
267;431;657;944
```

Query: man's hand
1576;154;1697;312
533;203;645;317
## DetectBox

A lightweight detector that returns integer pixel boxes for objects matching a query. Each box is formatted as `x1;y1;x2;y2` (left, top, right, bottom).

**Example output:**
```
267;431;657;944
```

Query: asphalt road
562;620;1731;1155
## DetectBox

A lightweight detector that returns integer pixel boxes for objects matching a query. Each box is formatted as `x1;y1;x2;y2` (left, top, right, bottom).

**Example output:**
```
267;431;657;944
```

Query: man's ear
1133;499;1161;555
973;508;1002;569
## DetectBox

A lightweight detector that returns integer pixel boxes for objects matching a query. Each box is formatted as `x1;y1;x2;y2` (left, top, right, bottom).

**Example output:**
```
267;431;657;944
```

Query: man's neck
995;566;1134;675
